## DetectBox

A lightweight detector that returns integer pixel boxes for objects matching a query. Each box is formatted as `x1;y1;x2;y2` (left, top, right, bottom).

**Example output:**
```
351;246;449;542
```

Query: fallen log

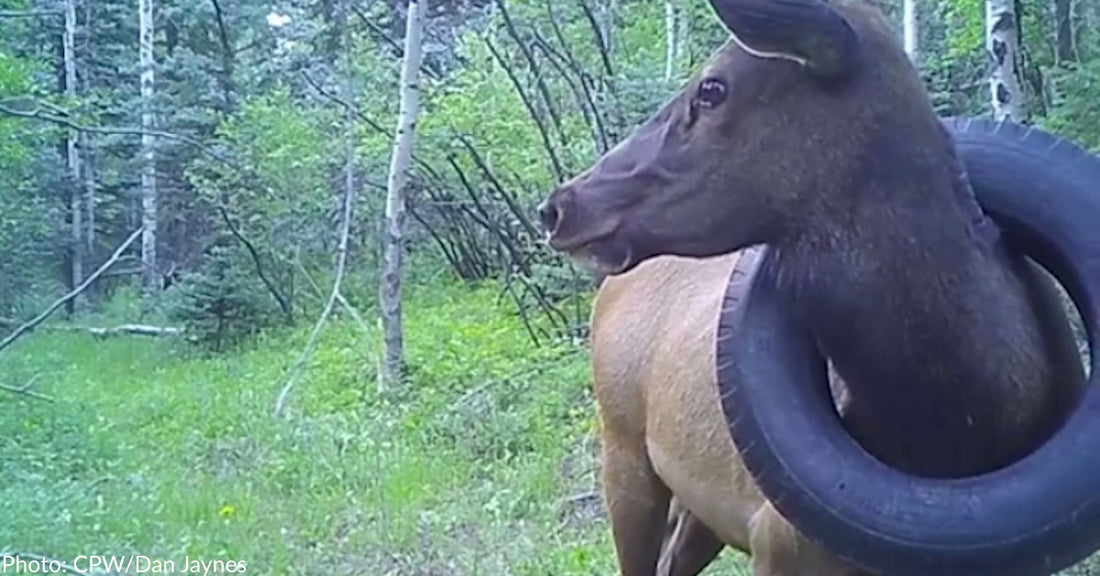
83;324;183;339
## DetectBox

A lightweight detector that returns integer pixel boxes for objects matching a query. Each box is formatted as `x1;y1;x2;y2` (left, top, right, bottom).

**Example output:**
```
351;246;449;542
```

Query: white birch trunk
606;0;617;55
986;0;1026;121
903;0;918;61
380;0;426;388
664;0;677;81
64;0;83;306
139;0;158;294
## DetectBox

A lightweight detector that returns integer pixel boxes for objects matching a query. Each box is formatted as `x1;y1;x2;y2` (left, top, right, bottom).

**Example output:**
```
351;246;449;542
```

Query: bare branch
0;102;207;148
0;10;61;18
209;0;237;111
0;228;143;356
578;0;614;77
492;0;567;145
273;63;360;415
294;260;372;337
300;70;447;193
0;377;53;402
349;5;441;80
300;71;387;133
0;100;264;180
483;33;566;180
216;205;294;321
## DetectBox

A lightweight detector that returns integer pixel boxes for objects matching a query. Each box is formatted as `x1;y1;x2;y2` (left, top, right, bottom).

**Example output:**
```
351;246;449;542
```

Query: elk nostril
538;199;561;234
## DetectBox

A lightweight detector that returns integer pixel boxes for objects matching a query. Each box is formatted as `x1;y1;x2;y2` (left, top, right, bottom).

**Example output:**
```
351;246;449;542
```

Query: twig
0;376;51;402
0;228;143;355
300;71;445;185
0;10;62;17
562;490;600;505
0;102;208;148
273;78;359;416
349;5;441;80
215;204;294;321
0;100;276;192
294;260;372;337
483;33;566;181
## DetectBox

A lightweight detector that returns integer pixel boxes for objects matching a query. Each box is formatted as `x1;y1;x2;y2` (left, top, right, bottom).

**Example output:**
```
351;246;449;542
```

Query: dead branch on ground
0;376;53;402
84;324;182;339
0;227;143;355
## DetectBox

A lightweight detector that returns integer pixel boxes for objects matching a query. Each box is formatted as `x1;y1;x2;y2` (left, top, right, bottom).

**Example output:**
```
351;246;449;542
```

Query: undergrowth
0;275;749;575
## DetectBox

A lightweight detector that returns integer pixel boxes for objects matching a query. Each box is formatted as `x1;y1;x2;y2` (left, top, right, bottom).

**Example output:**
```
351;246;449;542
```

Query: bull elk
535;0;1100;575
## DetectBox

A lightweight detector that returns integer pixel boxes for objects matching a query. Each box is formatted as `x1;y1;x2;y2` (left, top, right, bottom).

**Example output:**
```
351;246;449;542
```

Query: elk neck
765;123;1078;479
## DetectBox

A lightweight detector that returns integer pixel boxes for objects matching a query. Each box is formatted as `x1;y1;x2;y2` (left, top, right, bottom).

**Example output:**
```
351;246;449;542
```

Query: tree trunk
903;0;918;60
64;0;83;308
380;0;426;389
1055;0;1075;64
602;0;616;58
83;135;95;257
83;0;96;259
139;0;158;294
664;0;677;81
986;0;1026;121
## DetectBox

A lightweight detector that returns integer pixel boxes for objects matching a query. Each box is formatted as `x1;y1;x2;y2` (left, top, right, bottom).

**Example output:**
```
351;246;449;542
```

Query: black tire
714;116;1100;576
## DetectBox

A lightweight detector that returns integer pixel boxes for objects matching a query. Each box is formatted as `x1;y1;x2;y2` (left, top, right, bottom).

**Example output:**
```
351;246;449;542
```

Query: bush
166;237;282;352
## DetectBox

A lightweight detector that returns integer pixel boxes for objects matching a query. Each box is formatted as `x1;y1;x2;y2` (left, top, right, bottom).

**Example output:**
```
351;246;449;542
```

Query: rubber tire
714;116;1100;576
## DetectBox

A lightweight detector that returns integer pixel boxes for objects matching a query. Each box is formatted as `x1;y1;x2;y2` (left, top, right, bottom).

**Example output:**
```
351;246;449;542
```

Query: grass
0;275;749;575
1;270;1096;575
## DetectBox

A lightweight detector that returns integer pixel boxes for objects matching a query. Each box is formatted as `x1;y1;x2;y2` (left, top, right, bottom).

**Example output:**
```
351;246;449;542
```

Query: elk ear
707;0;859;77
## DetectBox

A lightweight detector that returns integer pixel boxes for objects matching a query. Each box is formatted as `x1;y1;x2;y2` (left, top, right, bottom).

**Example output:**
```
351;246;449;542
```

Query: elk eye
694;77;727;109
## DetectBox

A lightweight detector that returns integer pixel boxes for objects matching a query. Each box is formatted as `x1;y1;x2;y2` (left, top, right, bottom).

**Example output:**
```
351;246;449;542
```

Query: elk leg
601;430;672;576
656;500;724;576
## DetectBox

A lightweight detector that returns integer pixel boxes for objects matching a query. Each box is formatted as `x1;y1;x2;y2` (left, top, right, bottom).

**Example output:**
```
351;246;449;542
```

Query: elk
536;0;1100;575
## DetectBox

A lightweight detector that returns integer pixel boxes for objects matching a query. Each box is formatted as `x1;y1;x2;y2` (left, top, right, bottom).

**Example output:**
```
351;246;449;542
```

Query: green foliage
0;280;689;574
0;52;62;313
165;238;283;352
1039;60;1100;151
187;89;338;257
940;0;985;60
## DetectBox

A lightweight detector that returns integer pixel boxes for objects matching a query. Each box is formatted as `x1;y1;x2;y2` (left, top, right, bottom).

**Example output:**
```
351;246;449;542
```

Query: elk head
536;0;930;274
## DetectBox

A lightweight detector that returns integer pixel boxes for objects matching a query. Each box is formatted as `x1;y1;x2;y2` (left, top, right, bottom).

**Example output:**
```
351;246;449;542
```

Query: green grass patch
0;277;753;574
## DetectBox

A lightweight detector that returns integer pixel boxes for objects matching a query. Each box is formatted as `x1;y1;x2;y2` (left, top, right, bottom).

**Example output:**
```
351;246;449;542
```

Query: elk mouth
547;228;636;276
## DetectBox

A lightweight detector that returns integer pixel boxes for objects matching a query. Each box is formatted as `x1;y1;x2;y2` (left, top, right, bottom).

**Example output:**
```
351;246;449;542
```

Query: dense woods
1;0;1099;573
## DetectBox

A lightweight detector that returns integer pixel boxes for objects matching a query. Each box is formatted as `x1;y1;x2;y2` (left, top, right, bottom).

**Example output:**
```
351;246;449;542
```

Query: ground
0;279;749;575
3;277;1094;575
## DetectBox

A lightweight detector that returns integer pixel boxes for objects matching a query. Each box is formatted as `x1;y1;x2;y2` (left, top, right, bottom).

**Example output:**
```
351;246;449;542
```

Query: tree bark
1054;0;1075;64
139;0;158;295
986;0;1027;121
604;0;617;57
83;0;96;258
903;0;918;61
64;0;83;308
380;0;426;389
664;0;677;81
